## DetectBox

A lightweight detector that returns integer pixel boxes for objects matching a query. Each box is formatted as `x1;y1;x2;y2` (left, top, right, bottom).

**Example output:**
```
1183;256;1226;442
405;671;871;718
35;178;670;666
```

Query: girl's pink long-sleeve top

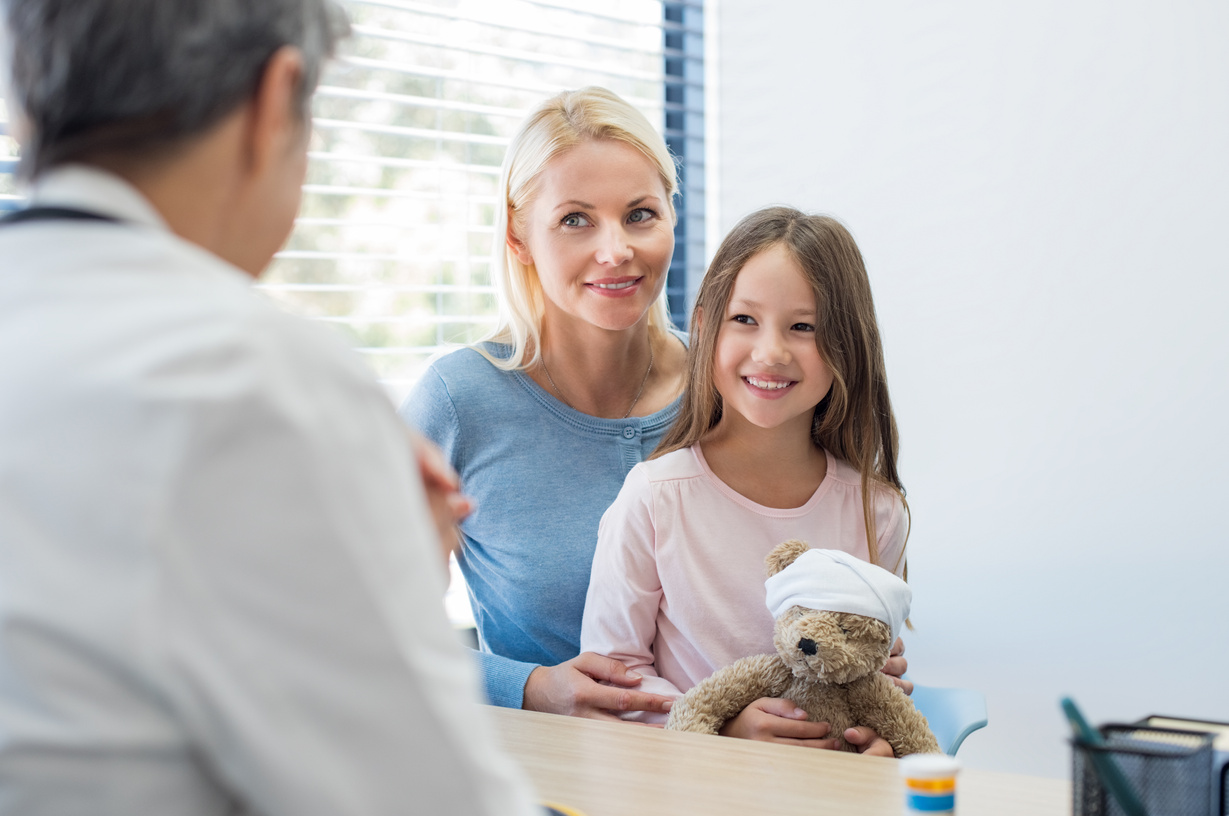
580;444;907;722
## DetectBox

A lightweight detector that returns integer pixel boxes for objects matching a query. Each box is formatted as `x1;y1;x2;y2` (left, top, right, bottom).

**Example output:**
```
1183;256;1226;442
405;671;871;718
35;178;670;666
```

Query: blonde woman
402;87;687;719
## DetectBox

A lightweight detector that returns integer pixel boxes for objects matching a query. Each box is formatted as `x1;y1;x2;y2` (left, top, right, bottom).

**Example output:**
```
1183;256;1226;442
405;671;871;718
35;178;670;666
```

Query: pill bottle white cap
899;754;961;779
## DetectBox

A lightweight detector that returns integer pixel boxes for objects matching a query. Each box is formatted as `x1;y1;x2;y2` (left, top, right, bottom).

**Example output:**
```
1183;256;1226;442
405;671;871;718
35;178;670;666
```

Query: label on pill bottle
899;754;961;815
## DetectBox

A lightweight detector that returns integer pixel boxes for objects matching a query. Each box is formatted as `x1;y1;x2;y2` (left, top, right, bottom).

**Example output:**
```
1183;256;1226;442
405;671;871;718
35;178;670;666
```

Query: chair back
911;684;988;756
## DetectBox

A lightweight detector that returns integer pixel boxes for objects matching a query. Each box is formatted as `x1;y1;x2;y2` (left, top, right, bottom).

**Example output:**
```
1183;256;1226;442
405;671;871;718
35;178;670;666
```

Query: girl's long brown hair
653;206;908;571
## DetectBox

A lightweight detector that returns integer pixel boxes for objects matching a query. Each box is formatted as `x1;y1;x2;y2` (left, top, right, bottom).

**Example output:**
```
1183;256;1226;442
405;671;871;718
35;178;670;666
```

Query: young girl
579;206;910;747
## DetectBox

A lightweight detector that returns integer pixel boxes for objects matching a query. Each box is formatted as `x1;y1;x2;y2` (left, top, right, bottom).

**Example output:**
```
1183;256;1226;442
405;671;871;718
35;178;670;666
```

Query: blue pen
1061;697;1148;816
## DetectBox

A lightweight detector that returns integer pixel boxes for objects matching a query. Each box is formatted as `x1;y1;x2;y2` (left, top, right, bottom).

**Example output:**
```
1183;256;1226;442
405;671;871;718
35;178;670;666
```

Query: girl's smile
743;375;796;395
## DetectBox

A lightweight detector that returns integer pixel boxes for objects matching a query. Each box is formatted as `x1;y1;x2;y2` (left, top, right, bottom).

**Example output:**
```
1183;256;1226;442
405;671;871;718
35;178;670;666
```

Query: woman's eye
561;213;591;227
627;207;656;224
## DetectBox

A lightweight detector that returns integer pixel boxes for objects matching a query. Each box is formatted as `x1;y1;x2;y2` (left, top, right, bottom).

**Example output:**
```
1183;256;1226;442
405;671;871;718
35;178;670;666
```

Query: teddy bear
664;539;941;757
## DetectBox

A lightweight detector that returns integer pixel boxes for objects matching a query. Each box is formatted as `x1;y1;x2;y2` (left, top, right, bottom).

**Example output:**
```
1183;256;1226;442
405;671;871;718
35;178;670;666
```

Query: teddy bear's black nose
798;638;818;656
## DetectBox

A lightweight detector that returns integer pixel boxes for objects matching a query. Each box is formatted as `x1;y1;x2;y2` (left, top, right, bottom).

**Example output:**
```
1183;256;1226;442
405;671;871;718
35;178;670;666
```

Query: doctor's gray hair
1;0;348;179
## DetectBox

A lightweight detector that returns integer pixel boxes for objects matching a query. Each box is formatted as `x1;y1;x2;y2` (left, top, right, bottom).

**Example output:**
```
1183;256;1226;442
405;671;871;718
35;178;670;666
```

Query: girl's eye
627;207;657;224
561;213;591;227
792;322;815;332
731;314;756;325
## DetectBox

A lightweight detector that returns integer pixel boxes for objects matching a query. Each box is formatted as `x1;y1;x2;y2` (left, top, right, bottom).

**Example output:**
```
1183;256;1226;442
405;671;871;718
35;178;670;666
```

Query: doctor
0;1;537;814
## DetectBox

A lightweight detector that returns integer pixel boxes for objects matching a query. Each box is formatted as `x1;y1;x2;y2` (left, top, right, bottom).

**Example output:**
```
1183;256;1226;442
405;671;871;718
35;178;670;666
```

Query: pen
1061;696;1148;816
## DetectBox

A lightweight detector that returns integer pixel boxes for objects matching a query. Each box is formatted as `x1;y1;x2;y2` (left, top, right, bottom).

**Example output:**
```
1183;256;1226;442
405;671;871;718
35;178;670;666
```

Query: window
0;1;706;404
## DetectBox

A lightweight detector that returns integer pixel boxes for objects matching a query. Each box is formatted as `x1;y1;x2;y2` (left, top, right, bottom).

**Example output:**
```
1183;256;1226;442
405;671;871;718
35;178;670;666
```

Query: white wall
714;0;1229;778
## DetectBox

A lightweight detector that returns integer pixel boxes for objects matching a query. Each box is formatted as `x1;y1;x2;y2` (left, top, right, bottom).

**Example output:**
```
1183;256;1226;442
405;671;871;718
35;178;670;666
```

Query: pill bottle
899;753;961;815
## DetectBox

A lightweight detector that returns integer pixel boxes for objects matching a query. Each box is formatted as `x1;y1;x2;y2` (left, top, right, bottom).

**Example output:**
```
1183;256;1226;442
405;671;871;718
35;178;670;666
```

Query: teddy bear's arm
846;673;942;756
664;654;793;735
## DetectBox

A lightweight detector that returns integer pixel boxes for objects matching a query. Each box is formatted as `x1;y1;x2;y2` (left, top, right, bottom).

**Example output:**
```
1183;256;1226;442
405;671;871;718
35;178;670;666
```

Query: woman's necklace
541;344;655;419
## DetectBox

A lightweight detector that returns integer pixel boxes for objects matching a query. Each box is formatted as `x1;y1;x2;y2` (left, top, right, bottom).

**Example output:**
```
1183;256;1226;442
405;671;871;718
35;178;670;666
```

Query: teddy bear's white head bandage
763;549;911;645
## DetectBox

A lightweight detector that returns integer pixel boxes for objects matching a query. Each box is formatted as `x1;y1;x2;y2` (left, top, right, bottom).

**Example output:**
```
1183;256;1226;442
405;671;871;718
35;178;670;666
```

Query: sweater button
622;426;636;439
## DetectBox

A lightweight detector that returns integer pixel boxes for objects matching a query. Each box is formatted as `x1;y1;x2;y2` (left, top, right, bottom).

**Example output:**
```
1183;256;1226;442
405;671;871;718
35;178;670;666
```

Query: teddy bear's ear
765;539;811;577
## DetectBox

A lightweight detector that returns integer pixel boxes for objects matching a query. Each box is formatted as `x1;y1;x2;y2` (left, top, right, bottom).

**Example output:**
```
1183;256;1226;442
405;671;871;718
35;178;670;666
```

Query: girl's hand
718;698;839;748
522;652;675;720
844;725;895;757
718;700;897;755
882;637;912;695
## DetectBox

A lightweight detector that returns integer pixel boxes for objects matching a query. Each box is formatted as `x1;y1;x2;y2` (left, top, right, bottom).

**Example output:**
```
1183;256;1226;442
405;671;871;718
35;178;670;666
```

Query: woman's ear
507;222;533;266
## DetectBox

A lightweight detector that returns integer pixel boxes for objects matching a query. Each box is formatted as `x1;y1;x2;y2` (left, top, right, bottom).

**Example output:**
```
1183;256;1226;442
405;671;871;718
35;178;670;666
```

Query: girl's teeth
594;281;635;290
747;378;790;390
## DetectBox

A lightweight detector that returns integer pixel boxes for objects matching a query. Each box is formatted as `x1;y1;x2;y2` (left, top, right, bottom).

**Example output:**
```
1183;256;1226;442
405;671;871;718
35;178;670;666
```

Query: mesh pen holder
1073;725;1214;816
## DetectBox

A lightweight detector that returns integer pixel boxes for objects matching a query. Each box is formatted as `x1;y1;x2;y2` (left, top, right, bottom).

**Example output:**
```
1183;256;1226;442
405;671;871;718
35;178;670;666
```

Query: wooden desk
490;706;1071;816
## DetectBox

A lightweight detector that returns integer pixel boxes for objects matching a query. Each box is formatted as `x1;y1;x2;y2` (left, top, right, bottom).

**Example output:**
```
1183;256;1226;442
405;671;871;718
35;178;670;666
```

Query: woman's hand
717;698;839;748
882;637;912;695
408;430;473;564
522;652;675;720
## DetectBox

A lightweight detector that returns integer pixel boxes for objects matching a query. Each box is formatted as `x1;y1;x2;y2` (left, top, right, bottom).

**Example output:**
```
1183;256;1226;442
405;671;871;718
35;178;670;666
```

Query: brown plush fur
665;540;941;757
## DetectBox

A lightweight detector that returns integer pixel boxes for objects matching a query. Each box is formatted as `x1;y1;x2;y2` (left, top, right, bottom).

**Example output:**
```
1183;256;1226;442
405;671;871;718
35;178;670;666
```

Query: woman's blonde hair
481;86;679;370
654;206;909;571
